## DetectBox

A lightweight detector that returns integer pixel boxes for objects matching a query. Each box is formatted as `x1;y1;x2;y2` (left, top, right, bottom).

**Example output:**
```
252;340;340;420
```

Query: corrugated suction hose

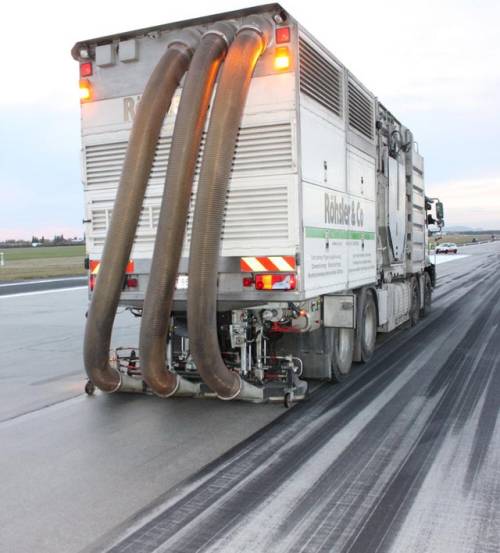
83;39;196;393
187;18;272;400
139;24;236;397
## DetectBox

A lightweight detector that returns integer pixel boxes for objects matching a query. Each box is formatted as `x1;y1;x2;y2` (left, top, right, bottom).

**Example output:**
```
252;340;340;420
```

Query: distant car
436;242;458;254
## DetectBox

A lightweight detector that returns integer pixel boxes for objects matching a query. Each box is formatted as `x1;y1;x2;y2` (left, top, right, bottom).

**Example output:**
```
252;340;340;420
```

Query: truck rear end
78;5;301;308
74;3;434;405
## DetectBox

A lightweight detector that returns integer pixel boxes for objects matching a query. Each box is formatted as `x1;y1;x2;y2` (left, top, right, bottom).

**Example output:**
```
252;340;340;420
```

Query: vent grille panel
89;184;289;249
347;81;374;140
90;209;107;233
299;38;342;117
85;123;293;188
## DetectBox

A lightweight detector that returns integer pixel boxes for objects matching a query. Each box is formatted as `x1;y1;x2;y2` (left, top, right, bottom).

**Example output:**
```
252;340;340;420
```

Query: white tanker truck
73;3;441;405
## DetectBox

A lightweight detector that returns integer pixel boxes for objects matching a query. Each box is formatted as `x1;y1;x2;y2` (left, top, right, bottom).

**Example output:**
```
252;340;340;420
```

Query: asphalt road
0;279;283;553
0;275;87;297
1;242;499;553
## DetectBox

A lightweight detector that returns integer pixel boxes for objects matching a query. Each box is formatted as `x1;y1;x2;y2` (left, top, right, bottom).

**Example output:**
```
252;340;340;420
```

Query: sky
0;0;499;240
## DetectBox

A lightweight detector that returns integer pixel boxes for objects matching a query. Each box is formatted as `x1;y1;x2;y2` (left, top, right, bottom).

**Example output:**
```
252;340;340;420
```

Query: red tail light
275;27;290;44
125;275;139;289
255;273;296;291
242;277;254;287
88;260;136;291
80;62;93;78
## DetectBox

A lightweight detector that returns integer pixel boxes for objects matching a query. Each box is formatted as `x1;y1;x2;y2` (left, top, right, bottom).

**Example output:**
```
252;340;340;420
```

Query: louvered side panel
412;176;425;231
90;207;108;233
347;80;374;140
411;172;426;263
84;123;293;189
89;182;290;251
85;142;128;188
185;184;289;244
298;38;343;118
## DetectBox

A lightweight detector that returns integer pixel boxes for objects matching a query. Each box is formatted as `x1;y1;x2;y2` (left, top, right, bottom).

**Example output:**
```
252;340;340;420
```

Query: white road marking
0;286;87;299
433;254;469;265
0;276;85;287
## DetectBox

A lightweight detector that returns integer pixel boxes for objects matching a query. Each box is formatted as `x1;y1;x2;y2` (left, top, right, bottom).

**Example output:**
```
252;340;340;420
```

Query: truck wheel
331;328;354;382
420;272;432;318
409;277;420;326
354;288;377;362
359;291;377;362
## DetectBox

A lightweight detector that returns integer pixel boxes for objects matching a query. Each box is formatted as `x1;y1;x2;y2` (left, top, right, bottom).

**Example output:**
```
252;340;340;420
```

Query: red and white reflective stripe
89;260;100;275
89;260;135;275
240;256;296;273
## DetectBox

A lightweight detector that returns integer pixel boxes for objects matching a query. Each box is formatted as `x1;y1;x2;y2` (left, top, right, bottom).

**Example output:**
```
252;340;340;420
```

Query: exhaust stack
83;33;199;393
139;23;237;398
187;17;273;401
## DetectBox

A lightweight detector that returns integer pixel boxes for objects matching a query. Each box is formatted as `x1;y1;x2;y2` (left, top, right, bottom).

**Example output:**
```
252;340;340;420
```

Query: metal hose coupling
83;36;197;394
202;21;237;47
139;24;236;398
187;15;273;402
216;378;265;402
238;14;273;49
165;28;203;54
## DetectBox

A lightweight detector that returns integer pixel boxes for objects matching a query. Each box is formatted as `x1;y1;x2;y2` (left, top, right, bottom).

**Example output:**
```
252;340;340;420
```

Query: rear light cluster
243;273;296;291
88;260;137;291
79;61;93;102
274;26;291;71
89;274;139;291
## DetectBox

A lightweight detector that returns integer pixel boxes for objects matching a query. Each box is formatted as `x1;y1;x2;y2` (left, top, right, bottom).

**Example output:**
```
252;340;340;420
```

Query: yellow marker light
79;79;92;102
262;274;273;290
274;46;290;70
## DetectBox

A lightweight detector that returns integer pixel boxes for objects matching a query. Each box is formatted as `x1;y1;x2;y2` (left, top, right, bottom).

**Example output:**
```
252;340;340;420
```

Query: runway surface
0;275;87;297
1;242;499;553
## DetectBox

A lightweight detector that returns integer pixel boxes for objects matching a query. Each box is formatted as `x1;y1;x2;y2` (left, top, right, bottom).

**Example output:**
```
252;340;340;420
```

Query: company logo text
324;193;364;227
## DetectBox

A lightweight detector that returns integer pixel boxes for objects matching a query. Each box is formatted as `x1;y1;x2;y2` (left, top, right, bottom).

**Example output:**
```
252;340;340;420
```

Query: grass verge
0;246;86;282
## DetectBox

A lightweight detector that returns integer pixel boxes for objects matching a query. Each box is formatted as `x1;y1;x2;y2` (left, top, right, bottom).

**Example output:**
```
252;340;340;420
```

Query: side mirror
436;201;444;222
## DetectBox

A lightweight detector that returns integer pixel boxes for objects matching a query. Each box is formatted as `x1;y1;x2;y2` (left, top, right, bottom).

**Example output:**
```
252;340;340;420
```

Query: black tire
420;272;432;318
354;288;377;362
409;276;420;327
331;327;354;382
358;290;377;362
85;380;96;396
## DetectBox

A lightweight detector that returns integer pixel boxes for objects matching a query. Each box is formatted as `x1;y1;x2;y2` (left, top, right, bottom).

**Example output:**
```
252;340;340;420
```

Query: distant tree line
0;234;85;248
451;230;500;235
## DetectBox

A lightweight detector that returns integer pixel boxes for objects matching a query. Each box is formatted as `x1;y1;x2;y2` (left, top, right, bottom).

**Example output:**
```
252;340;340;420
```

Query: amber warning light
274;46;290;70
79;79;92;102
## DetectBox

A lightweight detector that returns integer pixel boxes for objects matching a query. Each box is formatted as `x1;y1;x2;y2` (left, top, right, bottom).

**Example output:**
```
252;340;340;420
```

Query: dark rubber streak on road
89;249;500;553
